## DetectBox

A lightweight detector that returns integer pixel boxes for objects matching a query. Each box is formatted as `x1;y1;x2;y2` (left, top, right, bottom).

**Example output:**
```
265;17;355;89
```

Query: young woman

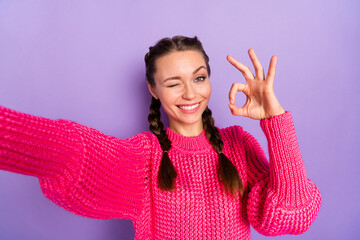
0;36;321;239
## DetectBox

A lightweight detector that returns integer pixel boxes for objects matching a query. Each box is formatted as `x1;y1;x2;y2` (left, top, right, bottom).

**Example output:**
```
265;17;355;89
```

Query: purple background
0;0;359;239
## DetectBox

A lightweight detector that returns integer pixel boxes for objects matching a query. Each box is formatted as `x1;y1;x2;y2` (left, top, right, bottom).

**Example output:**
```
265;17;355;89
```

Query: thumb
228;103;247;116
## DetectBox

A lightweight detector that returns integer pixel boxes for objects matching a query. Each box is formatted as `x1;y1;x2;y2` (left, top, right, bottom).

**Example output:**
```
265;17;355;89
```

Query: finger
227;55;254;80
228;103;247;117
228;82;246;104
265;55;277;86
248;48;264;80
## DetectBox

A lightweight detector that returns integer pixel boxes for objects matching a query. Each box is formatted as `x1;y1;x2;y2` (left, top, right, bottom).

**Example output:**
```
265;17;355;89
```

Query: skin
148;49;285;137
147;50;211;137
227;48;285;119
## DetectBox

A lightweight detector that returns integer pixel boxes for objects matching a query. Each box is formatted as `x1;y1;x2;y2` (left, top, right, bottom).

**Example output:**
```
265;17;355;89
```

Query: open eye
195;76;206;82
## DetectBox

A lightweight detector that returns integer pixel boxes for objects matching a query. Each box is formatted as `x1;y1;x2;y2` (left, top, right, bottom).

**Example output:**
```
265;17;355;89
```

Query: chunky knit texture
0;106;321;239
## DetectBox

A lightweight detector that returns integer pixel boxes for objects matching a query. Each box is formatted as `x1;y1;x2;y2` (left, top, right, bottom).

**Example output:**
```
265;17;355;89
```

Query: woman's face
148;50;212;134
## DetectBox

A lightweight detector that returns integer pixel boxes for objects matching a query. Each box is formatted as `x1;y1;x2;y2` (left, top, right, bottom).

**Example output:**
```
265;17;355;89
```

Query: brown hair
145;36;244;198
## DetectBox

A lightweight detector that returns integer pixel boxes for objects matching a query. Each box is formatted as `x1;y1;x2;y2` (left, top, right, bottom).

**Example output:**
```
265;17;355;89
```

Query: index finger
228;82;246;104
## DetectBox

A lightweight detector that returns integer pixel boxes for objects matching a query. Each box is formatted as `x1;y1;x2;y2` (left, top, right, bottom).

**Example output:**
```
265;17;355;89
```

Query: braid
202;107;244;199
148;97;177;191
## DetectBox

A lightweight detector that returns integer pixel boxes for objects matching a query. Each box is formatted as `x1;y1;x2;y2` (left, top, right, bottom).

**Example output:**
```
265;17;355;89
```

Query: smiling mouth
177;102;201;110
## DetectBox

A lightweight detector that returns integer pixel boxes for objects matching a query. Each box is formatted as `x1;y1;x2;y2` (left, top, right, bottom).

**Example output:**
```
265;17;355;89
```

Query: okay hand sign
227;48;285;120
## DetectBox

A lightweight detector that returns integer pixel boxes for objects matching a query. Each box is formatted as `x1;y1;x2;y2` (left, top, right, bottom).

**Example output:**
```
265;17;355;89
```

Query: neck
169;120;204;137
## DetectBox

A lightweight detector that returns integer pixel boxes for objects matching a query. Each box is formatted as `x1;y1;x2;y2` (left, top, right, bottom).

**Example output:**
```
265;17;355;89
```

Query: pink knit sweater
0;106;321;239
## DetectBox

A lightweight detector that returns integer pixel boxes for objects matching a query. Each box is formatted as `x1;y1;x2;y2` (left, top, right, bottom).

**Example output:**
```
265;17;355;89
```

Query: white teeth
179;103;200;110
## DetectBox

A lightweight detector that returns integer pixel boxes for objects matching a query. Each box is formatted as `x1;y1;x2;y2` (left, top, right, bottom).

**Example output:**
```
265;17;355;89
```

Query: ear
147;81;159;99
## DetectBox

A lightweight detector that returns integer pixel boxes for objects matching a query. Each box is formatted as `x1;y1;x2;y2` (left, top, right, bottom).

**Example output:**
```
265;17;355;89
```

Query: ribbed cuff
260;111;312;207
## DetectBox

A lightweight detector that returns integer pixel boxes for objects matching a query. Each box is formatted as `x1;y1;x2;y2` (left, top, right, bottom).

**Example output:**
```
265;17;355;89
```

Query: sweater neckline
165;127;212;152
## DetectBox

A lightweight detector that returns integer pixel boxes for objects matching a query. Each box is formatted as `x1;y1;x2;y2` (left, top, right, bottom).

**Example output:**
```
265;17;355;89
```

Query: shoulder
126;131;156;141
123;131;159;148
115;132;160;161
218;125;244;140
216;125;247;149
217;125;260;149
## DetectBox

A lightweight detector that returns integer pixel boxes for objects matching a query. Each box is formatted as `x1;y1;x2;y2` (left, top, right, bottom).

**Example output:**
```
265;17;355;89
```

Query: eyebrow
163;66;207;82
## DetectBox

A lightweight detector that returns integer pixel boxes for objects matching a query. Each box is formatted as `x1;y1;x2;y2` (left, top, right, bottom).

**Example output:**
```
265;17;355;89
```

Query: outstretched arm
0;106;153;221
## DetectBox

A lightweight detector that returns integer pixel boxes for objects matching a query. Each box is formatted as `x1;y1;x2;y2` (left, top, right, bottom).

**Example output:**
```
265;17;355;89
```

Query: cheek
199;82;212;98
158;90;179;106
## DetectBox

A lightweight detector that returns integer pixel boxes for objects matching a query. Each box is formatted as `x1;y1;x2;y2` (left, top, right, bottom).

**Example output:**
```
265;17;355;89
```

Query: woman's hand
227;48;285;120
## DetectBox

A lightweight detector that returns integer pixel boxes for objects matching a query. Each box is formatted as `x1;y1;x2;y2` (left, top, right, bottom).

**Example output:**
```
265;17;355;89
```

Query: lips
177;102;200;110
176;102;202;114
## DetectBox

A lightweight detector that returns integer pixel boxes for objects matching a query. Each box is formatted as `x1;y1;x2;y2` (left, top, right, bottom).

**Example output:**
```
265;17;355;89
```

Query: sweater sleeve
0;105;153;221
244;111;321;236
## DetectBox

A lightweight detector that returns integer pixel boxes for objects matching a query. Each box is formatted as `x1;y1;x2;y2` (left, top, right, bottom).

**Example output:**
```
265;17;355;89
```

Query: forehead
154;50;206;77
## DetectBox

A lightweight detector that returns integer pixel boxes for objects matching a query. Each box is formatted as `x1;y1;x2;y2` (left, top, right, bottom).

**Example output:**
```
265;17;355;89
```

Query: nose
182;83;196;100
